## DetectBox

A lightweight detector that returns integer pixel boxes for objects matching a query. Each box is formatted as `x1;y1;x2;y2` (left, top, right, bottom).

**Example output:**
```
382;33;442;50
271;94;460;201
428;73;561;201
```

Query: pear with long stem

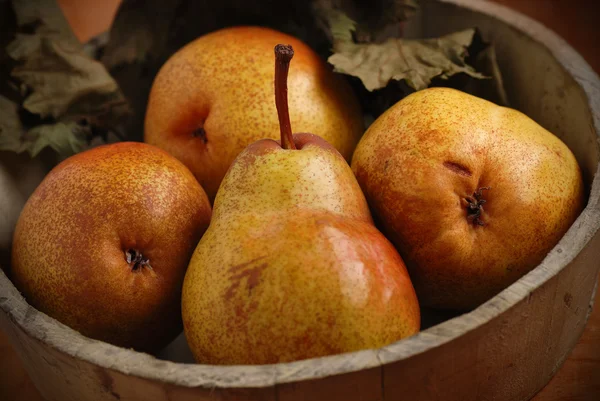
181;44;420;365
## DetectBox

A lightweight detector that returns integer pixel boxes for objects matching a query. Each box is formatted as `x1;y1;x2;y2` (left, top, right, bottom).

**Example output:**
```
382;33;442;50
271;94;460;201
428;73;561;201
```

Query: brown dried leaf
328;28;486;91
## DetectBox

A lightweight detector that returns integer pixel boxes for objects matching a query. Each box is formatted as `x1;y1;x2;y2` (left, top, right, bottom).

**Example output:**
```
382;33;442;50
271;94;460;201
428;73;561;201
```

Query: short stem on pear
274;44;296;150
125;248;152;272
466;186;491;226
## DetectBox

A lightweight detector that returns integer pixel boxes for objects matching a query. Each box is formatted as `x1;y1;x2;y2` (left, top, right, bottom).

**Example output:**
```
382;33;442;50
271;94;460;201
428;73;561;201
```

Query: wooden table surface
1;1;599;400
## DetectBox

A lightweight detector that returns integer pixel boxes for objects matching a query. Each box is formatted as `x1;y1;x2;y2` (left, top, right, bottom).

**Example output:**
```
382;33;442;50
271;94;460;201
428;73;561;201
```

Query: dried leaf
313;0;418;44
8;36;121;118
432;30;510;108
328;28;486;92
319;7;357;44
24;122;88;158
1;0;131;158
0;94;88;157
355;0;418;42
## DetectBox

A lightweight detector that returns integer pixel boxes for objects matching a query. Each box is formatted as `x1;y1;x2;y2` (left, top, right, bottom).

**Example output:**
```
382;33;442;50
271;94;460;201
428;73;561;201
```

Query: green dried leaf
25;122;88;157
1;0;131;158
323;8;357;44
440;30;510;108
24;122;87;157
328;28;486;91
312;2;487;93
356;0;418;42
8;35;121;118
313;0;419;44
0;94;89;158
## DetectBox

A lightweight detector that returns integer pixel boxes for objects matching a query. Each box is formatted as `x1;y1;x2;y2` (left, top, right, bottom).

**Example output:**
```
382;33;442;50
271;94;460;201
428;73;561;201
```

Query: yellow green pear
181;45;420;365
352;87;585;310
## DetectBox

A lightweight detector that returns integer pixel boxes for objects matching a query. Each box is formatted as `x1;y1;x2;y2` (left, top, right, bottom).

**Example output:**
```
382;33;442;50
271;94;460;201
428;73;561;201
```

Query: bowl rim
1;0;600;390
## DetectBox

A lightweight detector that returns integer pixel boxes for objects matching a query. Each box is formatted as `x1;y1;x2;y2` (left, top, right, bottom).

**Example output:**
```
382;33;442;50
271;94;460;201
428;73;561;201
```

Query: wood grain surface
1;1;599;401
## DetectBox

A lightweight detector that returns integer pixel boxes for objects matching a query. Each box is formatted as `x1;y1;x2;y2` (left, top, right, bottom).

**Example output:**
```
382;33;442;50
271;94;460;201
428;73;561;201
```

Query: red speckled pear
351;88;585;310
11;142;212;351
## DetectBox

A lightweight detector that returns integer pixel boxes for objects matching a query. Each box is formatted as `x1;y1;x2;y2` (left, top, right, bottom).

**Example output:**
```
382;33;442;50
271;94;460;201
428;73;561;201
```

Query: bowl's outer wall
1;1;600;400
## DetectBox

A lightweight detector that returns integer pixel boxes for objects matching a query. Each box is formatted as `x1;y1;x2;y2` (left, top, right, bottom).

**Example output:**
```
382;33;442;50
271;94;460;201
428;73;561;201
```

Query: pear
144;26;364;201
11;142;212;351
181;45;420;365
351;87;585;310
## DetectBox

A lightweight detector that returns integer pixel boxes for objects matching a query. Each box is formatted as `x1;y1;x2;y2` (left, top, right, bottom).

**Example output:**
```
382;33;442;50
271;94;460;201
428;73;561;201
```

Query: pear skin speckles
144;26;364;201
351;87;585;310
182;138;420;365
11;142;212;351
183;210;419;365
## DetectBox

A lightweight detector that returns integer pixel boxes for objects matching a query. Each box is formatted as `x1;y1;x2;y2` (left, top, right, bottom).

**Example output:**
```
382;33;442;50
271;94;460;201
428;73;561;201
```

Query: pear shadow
155;331;195;363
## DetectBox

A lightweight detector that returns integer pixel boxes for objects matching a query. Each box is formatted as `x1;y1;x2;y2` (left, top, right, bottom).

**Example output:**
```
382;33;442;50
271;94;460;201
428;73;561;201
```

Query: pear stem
274;44;296;150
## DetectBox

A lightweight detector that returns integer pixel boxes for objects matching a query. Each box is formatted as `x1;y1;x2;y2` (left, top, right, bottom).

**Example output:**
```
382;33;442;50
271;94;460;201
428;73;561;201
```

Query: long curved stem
274;44;296;150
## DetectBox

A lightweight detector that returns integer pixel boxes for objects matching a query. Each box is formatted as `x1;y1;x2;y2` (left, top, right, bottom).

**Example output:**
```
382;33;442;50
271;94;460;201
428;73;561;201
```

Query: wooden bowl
1;0;599;400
